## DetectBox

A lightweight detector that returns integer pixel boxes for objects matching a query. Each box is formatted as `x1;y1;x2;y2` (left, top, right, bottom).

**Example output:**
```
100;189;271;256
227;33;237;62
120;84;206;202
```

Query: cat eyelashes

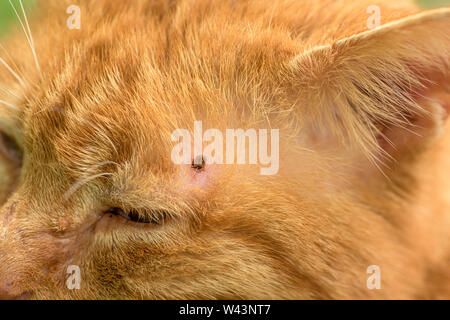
105;207;169;225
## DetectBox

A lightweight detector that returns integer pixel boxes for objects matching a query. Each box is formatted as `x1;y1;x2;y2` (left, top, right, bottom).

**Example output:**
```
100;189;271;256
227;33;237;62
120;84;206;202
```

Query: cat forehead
20;0;335;166
23;68;232;174
24;39;278;140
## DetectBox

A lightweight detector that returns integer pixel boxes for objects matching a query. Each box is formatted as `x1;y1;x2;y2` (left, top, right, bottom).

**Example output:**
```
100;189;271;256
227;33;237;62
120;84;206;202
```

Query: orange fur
0;0;449;299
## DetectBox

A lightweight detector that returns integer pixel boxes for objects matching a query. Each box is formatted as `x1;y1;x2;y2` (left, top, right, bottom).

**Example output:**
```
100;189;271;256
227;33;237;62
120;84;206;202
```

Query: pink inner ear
417;71;450;121
376;68;450;158
413;69;450;111
432;92;450;118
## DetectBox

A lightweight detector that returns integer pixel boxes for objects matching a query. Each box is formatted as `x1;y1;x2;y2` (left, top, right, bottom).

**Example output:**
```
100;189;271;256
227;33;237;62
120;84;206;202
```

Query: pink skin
0;159;221;299
0;198;95;298
175;160;222;199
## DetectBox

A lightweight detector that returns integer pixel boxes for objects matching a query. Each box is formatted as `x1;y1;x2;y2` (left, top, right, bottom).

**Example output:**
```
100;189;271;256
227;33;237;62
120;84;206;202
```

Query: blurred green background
417;0;450;7
0;0;449;36
0;0;35;36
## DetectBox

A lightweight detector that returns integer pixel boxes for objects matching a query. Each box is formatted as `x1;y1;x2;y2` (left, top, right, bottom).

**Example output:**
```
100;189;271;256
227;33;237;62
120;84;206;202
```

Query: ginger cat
0;0;449;299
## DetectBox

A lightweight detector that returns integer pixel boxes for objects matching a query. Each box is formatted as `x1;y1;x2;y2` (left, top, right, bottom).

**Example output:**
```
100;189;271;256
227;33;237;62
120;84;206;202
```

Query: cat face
0;0;449;299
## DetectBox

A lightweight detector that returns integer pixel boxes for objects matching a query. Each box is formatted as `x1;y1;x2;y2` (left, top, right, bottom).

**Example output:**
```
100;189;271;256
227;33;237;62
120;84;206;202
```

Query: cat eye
0;131;23;165
106;207;168;225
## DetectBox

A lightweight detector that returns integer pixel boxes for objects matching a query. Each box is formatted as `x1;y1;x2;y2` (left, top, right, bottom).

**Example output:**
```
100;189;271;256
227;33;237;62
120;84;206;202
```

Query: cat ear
287;8;450;165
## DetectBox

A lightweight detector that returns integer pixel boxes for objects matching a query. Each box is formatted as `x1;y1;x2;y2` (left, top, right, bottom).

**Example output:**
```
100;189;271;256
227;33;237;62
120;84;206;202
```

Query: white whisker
0;85;20;99
8;0;32;45
63;172;113;201
19;0;40;74
0;43;28;87
0;99;20;111
0;57;26;87
8;0;40;75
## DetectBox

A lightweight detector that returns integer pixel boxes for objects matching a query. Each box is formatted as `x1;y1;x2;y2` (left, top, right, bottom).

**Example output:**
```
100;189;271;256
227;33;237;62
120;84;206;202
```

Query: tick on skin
191;155;206;171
